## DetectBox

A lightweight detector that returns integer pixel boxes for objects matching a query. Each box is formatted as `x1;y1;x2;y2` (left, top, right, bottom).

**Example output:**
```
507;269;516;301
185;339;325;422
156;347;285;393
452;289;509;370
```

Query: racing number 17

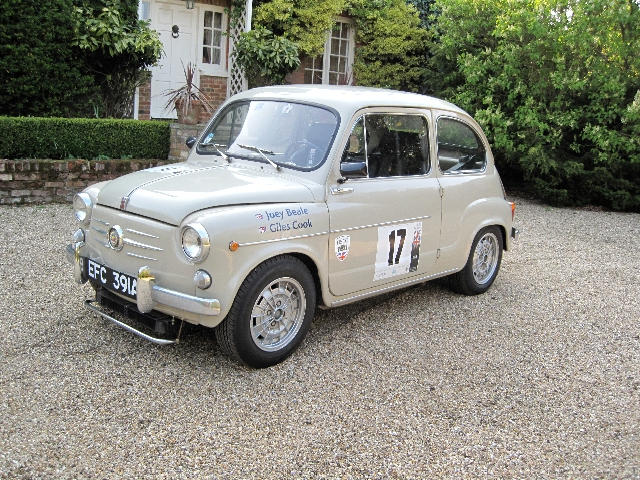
387;229;407;266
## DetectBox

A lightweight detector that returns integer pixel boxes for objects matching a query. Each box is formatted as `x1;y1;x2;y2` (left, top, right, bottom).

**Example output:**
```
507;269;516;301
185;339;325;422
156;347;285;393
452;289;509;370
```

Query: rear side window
437;117;486;174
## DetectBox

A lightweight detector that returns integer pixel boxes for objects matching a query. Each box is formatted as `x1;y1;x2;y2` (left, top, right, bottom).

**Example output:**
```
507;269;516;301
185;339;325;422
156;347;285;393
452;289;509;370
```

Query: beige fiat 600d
67;85;518;367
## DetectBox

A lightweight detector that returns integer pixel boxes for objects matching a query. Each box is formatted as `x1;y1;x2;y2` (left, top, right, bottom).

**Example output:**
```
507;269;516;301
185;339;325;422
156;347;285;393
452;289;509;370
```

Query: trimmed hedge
0;117;170;160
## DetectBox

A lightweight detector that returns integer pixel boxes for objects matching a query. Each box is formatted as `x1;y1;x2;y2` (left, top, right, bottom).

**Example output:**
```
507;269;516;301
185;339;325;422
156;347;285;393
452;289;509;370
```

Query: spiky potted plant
164;61;213;124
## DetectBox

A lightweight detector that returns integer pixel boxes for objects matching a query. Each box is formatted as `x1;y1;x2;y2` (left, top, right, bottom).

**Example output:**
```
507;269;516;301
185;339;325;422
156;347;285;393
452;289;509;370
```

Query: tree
427;0;640;211
73;0;163;118
0;0;97;117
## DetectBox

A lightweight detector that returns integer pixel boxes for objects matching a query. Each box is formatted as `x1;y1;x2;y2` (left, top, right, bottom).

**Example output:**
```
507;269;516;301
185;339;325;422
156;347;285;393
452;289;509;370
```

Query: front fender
182;202;329;324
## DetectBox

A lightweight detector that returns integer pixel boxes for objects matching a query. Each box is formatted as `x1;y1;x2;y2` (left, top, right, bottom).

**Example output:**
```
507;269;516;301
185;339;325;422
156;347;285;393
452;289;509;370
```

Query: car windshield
199;100;339;170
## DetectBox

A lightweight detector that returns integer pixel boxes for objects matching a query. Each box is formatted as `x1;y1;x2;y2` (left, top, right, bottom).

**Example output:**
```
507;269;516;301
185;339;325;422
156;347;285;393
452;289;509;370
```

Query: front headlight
73;192;93;225
181;223;210;263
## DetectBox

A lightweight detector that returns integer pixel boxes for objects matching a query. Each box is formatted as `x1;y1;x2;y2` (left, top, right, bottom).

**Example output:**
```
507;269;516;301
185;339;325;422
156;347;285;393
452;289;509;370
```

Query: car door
327;109;442;297
433;112;496;270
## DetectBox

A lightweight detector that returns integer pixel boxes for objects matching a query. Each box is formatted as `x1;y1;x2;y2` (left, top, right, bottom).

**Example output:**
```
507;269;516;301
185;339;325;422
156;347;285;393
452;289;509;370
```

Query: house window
202;10;223;66
304;19;354;85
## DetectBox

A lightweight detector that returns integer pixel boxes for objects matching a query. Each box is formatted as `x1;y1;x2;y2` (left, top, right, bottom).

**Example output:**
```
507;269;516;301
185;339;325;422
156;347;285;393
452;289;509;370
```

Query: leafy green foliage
255;0;347;55
243;0;430;92
73;0;163;118
427;0;640;211
234;27;301;87
0;117;170;160
0;0;97;117
348;0;430;92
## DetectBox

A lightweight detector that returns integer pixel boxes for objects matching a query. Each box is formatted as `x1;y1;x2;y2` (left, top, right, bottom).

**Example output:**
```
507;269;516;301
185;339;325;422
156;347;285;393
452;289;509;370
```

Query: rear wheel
215;256;316;368
450;226;503;295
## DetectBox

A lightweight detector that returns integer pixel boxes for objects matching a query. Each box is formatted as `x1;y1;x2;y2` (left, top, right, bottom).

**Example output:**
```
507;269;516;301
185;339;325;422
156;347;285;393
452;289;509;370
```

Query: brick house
134;0;355;123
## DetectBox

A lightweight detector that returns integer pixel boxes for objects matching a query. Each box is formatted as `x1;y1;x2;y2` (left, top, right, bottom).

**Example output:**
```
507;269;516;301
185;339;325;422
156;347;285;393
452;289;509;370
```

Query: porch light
185;0;195;9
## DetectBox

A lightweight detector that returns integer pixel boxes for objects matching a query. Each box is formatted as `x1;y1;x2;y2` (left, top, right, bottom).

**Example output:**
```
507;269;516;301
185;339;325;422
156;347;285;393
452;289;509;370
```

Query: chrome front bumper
66;244;221;317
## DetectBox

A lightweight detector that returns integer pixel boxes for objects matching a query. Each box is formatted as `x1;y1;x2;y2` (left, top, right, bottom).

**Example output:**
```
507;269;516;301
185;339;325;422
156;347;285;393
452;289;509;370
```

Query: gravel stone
0;198;639;479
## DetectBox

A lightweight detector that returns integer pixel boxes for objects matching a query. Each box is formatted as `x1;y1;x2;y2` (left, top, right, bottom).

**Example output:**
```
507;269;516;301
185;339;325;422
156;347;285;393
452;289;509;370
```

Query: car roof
231;85;468;117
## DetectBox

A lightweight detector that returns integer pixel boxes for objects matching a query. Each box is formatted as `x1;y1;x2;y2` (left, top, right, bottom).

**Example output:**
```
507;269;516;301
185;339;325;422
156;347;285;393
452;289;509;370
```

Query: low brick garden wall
0;159;167;205
1;122;208;205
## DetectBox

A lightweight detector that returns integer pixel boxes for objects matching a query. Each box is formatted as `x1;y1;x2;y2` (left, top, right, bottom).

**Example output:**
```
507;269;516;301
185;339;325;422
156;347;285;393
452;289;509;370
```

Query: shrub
427;0;640;212
348;0;430;93
0;117;169;160
0;0;97;117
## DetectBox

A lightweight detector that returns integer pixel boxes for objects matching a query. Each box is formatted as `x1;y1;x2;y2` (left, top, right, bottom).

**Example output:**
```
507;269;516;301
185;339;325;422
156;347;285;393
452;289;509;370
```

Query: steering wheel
285;140;321;167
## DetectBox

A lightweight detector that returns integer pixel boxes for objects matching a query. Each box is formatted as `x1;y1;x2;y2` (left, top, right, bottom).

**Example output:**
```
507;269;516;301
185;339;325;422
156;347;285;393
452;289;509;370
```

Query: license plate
84;258;137;300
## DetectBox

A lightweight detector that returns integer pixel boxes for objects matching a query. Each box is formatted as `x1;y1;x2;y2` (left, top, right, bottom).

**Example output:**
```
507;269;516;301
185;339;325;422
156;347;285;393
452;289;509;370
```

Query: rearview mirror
185;136;197;149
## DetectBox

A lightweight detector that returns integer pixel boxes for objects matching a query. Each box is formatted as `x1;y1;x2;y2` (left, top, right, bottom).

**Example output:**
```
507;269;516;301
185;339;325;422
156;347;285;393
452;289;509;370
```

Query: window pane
330;55;339;72
213;30;221;47
365;114;430;177
203;46;211;64
340;40;347;56
203;29;212;46
341;117;366;166
304;69;313;83
338;57;346;73
202;101;339;170
437;118;486;173
329;72;338;85
341;24;350;38
331;38;340;54
214;12;222;28
204;11;212;27
212;47;221;65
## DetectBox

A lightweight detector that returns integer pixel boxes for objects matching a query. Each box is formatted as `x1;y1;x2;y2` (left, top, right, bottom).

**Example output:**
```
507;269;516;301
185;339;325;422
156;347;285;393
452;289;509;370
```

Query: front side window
341;114;430;177
437;117;486;174
202;10;224;66
199;101;339;170
304;20;353;85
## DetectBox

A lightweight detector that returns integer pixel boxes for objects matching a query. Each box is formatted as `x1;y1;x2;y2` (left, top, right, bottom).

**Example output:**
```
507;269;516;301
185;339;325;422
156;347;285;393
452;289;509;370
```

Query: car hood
97;163;317;225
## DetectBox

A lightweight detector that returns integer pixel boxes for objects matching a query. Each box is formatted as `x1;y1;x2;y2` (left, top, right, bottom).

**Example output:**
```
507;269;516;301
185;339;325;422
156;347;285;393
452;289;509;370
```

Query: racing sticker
335;234;350;261
373;222;422;281
254;206;313;235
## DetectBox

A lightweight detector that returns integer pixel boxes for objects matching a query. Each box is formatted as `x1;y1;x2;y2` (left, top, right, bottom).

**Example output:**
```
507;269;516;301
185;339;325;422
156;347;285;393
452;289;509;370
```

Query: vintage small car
66;85;518;367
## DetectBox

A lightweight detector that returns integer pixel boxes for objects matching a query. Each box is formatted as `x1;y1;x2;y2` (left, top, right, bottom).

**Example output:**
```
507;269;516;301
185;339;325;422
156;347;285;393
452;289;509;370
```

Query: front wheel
215;256;316;368
450;226;503;295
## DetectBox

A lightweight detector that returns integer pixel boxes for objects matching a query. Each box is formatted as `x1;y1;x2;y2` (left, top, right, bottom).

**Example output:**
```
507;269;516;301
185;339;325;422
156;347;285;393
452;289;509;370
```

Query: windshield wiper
237;143;280;171
200;142;230;162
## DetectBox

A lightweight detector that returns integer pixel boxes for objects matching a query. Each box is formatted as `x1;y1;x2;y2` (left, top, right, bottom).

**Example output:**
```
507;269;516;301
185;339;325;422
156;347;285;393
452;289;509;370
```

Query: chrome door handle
330;186;354;195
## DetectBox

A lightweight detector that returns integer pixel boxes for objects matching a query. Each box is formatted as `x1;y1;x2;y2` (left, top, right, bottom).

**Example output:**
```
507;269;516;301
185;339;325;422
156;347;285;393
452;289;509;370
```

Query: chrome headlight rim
181;223;210;263
73;192;93;226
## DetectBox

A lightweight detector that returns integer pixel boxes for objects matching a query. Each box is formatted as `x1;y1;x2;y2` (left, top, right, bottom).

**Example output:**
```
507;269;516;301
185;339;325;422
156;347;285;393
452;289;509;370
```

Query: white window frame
304;16;355;85
198;5;228;77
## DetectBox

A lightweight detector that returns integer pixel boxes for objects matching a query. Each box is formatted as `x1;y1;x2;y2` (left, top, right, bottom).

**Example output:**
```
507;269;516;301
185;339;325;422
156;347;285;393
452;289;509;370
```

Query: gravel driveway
1;198;639;479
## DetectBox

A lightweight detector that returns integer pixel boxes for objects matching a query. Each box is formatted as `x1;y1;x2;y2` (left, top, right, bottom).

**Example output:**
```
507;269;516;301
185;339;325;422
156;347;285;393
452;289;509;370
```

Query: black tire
450;226;503;296
215;256;316;368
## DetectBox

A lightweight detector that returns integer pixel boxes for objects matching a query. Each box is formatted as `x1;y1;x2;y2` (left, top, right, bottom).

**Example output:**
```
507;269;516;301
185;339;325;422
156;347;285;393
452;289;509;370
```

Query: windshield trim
196;99;341;172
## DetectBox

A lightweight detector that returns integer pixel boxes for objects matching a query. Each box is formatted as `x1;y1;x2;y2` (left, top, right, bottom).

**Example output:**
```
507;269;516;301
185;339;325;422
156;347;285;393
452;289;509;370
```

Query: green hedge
0;117;170;160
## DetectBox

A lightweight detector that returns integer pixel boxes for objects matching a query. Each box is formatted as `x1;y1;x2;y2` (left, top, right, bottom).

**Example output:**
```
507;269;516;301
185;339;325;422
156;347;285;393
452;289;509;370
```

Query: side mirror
340;161;367;179
185;136;197;149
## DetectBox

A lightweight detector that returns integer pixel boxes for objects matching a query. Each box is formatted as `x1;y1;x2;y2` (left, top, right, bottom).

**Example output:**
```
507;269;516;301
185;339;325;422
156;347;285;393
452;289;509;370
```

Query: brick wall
0;159;167;205
138;80;151;120
199;75;227;123
287;62;307;84
169;124;207;161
